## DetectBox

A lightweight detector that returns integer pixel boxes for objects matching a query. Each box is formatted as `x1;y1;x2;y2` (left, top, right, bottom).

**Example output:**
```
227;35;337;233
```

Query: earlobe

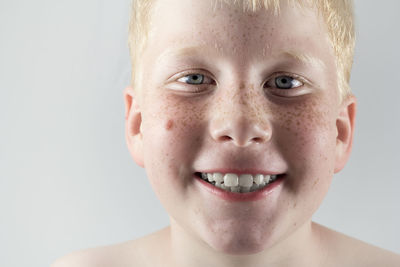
123;87;144;167
334;95;357;173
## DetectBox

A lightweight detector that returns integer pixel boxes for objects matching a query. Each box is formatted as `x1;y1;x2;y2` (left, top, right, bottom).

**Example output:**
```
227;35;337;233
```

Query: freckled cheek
143;100;205;144
274;109;336;166
277;113;335;202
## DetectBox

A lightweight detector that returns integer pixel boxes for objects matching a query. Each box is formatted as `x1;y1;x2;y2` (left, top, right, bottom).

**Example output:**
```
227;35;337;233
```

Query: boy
53;0;400;266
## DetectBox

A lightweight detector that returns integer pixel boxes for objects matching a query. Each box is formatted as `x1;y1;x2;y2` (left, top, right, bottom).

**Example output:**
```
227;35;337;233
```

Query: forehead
146;0;331;56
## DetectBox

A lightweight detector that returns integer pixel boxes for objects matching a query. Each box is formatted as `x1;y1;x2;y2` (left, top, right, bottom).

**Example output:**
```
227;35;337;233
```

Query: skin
126;0;354;265
52;0;400;266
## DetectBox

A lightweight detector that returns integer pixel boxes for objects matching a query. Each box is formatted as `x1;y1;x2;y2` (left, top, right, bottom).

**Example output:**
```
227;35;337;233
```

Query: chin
205;230;272;255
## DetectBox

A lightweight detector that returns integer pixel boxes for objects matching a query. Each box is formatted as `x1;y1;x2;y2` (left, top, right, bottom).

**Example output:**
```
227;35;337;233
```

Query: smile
195;172;283;193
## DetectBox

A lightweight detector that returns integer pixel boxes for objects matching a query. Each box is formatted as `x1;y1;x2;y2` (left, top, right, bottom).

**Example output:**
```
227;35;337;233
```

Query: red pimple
165;120;174;130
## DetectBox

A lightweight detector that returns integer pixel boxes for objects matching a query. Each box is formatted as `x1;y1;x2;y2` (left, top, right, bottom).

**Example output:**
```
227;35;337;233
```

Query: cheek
143;94;201;141
273;98;337;178
141;94;206;185
272;99;337;220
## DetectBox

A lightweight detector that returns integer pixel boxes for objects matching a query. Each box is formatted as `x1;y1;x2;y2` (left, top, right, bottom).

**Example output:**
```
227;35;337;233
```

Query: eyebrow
156;45;326;69
155;45;220;64
278;50;326;70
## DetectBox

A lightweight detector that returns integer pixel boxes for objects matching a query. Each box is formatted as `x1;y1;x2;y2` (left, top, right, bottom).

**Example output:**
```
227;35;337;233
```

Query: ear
124;87;144;167
334;95;357;173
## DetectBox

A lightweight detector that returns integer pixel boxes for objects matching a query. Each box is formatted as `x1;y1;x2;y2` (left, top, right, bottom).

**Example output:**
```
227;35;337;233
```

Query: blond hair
128;0;355;102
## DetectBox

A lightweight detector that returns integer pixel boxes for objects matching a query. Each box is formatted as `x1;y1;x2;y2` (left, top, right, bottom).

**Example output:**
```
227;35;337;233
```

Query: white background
0;0;399;266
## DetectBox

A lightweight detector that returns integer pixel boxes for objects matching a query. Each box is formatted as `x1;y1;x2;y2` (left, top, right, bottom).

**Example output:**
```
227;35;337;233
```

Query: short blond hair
128;0;355;102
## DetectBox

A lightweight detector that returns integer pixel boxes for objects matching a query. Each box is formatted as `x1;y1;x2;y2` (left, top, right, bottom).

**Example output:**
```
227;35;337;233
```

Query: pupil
187;74;203;84
276;76;293;89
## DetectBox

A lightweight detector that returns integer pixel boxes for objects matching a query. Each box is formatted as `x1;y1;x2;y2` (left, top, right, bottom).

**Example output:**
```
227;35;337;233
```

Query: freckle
165;120;174;130
312;178;319;188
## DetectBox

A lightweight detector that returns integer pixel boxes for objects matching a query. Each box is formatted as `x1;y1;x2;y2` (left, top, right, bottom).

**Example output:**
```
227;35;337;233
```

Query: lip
193;173;285;202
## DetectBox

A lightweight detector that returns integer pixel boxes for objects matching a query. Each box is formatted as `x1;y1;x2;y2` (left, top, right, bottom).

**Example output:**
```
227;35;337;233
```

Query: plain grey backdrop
1;0;399;266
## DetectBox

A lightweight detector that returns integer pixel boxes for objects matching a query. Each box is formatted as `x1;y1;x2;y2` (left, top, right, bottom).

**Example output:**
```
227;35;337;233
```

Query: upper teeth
200;172;278;193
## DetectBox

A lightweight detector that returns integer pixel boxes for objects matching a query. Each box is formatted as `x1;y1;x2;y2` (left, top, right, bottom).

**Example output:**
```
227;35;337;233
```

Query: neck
168;219;323;267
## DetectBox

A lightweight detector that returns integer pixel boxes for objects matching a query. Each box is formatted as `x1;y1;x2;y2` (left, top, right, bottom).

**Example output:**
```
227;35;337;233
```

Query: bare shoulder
51;227;171;267
50;241;141;267
313;222;400;267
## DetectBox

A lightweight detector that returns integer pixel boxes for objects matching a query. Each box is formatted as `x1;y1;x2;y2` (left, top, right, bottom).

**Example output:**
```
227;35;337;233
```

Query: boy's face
125;0;355;254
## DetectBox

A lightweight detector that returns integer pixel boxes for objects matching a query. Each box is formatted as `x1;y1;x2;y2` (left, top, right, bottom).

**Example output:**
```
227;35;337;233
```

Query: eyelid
168;69;216;85
263;72;314;98
264;72;309;88
165;70;216;95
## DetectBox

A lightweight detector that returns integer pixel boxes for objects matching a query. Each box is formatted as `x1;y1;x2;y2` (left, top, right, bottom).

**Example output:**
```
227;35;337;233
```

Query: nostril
219;136;233;142
217;135;266;146
210;121;271;146
252;137;264;143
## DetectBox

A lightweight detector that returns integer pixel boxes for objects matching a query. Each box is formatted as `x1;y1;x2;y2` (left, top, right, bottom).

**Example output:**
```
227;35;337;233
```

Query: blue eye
178;74;205;85
266;75;303;89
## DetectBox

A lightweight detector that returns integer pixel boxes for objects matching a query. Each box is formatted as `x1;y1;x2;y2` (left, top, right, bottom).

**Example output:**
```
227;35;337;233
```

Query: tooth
204;172;279;193
230;186;240;193
254;174;264;185
250;184;259;192
224;173;239;187
239;174;253;187
240;186;251;193
213;173;224;183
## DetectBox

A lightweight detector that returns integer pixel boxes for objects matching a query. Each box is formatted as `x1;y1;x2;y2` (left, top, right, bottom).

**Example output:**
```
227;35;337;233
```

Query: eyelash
177;72;215;86
264;73;304;89
174;71;306;94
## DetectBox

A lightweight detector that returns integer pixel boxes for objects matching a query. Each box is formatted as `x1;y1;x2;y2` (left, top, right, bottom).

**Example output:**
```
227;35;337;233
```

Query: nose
209;93;272;147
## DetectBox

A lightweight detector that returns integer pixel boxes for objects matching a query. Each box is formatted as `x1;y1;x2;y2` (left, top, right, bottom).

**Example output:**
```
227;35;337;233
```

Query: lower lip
193;174;284;202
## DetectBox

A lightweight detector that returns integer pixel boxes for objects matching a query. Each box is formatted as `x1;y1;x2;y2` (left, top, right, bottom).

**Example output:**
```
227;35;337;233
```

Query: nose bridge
226;86;257;120
209;83;272;147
